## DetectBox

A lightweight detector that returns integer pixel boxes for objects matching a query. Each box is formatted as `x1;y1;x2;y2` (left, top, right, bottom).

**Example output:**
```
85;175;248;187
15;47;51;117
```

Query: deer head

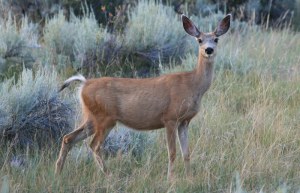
182;14;231;58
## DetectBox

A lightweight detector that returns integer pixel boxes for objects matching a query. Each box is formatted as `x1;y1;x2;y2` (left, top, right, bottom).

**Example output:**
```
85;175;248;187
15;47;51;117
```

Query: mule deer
55;14;231;180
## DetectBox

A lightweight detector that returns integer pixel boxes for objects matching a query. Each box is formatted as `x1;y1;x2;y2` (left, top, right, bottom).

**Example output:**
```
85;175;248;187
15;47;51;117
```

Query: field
1;1;300;193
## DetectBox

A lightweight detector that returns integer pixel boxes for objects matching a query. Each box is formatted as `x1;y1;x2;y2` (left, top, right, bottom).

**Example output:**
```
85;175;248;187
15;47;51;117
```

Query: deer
55;14;231;180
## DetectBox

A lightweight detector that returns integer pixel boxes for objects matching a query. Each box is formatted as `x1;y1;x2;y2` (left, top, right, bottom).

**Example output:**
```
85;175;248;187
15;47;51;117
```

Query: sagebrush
0;67;73;148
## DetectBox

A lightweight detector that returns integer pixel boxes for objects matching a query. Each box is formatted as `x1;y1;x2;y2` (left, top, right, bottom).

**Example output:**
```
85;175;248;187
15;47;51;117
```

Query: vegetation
0;0;299;192
42;10;117;76
0;67;73;148
0;0;298;28
0;15;38;80
124;0;187;64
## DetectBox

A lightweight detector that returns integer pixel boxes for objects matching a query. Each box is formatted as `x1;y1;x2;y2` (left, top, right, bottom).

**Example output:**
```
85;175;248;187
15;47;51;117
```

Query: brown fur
55;14;231;180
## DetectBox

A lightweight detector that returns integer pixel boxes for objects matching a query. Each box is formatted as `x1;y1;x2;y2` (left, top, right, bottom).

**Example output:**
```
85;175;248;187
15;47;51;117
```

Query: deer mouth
201;52;215;58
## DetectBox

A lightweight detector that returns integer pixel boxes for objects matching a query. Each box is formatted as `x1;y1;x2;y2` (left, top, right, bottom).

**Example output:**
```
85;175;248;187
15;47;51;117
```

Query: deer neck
194;51;214;94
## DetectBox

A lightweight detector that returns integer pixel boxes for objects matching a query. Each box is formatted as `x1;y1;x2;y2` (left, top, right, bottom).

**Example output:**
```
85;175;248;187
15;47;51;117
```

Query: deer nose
205;47;214;55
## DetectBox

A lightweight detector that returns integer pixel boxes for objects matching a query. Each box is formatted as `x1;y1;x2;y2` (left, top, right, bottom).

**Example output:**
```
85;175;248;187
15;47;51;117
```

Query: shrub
103;126;155;157
0;67;73;148
0;15;25;59
43;10;122;76
43;11;77;67
71;12;122;76
124;0;187;66
0;15;38;80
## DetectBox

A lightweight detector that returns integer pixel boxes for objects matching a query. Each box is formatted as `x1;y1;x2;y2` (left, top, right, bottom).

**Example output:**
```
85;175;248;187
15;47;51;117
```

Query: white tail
55;14;231;180
58;74;86;92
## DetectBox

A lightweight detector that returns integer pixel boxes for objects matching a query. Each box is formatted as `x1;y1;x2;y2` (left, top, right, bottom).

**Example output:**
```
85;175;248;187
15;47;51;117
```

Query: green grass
1;18;300;193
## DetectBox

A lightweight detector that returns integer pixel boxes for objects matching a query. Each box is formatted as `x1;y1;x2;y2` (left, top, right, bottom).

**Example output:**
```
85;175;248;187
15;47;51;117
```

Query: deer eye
198;39;203;44
214;38;219;43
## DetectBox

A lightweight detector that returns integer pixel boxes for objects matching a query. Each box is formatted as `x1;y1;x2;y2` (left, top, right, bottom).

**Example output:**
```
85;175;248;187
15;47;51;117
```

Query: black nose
205;47;214;55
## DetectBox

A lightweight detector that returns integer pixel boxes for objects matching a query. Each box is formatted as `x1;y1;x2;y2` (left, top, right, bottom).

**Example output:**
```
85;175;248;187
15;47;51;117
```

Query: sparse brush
0;67;73;148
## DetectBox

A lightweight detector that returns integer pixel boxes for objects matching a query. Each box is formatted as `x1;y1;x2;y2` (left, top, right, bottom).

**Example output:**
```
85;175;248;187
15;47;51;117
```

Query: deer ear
182;15;201;37
215;14;231;37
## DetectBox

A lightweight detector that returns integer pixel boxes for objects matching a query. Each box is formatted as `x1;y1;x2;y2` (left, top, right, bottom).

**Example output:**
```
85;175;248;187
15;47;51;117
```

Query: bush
43;11;77;67
0;15;38;80
103;126;155;157
71;11;122;76
124;0;187;66
43;10;122;76
0;67;73;148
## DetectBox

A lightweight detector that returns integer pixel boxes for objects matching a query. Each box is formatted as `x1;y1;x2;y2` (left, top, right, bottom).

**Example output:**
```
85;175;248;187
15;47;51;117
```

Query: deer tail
58;74;86;92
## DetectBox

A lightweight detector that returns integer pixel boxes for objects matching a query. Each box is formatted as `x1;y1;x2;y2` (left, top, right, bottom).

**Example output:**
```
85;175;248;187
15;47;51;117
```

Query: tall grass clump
0;67;73;148
124;0;187;66
0;15;38;80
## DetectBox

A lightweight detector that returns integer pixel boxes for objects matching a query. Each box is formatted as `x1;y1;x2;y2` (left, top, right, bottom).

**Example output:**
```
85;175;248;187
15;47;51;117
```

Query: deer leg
89;117;115;175
55;120;94;175
178;120;190;177
165;121;178;181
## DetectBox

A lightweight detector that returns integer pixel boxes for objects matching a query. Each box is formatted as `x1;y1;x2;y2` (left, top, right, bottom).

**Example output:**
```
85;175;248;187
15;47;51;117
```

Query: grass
1;68;299;192
1;7;300;193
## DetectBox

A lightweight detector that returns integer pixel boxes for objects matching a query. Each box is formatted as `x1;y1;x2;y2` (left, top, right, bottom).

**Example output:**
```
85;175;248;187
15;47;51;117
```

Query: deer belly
118;115;164;130
117;100;165;130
